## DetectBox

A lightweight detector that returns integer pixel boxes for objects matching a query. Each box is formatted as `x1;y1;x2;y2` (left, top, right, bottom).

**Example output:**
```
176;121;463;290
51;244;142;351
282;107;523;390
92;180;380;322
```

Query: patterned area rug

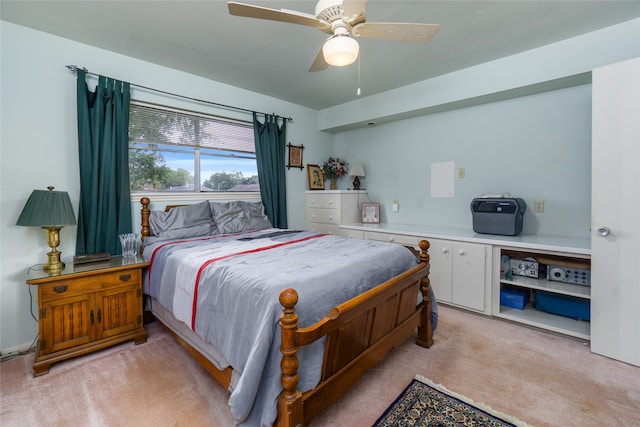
373;375;532;427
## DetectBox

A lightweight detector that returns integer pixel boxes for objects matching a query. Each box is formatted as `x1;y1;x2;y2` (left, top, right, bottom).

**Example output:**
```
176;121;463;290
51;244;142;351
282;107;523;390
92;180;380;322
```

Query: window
128;102;259;193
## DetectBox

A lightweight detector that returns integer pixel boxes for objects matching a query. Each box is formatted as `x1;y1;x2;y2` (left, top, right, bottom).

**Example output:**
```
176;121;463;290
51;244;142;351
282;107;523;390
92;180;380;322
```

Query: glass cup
118;233;138;258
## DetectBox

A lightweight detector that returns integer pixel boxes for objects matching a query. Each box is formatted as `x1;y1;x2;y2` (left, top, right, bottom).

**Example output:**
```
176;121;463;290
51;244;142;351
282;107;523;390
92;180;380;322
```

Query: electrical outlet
534;200;544;213
457;168;465;178
392;199;399;212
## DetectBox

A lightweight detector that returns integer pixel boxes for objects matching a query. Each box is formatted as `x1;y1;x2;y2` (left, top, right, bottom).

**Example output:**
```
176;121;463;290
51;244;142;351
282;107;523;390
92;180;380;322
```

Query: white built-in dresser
340;222;591;340
305;190;367;235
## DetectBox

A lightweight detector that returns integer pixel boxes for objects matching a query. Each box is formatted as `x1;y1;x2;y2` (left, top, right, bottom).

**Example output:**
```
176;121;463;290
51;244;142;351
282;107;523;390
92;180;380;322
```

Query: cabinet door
451;243;486;311
39;294;94;354
96;284;142;339
591;57;640;367
428;239;453;303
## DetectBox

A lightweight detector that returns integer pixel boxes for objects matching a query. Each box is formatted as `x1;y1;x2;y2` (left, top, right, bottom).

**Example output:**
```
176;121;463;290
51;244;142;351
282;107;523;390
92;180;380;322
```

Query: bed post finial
140;197;151;242
419;239;430;265
277;288;303;426
417;240;433;348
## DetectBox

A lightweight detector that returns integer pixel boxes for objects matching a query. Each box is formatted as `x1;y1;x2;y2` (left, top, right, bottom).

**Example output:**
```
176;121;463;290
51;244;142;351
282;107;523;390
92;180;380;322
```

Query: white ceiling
2;1;639;110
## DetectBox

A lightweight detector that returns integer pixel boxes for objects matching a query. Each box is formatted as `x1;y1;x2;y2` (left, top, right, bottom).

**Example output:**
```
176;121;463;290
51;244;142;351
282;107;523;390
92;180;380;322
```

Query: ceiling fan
228;0;440;72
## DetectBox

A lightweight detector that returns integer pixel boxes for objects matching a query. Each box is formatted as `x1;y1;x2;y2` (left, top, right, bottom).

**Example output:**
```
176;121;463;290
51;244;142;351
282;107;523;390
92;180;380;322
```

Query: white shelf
497;304;590;340
501;274;590;299
496;247;591;340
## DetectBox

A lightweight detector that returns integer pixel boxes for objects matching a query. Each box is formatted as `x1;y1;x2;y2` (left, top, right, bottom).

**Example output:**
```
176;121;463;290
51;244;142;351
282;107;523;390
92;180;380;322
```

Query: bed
139;197;436;426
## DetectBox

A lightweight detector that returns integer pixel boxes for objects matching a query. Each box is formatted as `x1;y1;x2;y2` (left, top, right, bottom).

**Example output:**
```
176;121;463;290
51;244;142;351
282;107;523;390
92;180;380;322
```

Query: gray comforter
143;229;431;426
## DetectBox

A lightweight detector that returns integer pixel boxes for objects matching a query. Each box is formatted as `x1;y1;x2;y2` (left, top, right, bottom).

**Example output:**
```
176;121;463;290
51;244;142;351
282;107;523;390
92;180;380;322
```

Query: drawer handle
119;273;131;282
328;200;333;205
458;249;465;255
388;237;394;242
441;248;449;254
53;285;68;293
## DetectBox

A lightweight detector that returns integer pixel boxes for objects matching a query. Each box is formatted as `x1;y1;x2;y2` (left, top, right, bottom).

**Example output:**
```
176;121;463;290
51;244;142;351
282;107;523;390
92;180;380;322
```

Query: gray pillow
210;201;272;234
149;201;217;238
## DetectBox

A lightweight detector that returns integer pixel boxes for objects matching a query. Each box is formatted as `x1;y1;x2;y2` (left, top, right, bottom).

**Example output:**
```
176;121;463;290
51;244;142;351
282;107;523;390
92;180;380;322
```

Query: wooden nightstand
26;256;149;376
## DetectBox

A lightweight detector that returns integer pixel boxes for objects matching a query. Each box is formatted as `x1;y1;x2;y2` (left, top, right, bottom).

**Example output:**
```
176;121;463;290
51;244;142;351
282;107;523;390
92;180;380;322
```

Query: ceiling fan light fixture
322;35;359;67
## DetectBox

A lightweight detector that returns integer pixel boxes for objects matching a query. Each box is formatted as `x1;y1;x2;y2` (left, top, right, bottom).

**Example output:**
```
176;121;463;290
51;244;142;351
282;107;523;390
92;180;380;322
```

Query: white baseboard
1;341;35;359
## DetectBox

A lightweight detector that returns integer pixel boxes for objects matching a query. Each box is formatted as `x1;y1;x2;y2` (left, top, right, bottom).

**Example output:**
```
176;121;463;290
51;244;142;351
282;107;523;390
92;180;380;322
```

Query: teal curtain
253;113;287;228
75;69;132;255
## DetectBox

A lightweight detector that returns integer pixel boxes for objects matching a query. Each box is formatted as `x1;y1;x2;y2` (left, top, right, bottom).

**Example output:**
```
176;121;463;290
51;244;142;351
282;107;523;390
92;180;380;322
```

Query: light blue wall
0;21;330;353
324;17;639;239
332;84;592;237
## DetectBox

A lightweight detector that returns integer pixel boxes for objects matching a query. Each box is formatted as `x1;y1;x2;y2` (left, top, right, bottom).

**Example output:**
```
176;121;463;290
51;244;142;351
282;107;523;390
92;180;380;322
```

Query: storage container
500;286;529;310
535;291;590;321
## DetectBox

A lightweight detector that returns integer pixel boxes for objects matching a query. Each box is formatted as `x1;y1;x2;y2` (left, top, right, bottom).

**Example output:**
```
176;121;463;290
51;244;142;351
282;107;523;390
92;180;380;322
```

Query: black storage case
470;198;526;236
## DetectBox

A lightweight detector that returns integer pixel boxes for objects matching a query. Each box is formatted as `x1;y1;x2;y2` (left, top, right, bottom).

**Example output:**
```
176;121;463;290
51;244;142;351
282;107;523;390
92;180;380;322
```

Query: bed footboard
277;240;432;427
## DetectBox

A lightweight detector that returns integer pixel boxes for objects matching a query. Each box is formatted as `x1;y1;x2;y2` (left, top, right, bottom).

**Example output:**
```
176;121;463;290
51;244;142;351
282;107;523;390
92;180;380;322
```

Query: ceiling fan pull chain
357;55;361;95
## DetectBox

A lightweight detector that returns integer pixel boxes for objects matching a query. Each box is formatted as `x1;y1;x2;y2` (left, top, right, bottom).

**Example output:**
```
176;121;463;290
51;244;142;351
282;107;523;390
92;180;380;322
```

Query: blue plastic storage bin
535;291;590;321
500;287;529;310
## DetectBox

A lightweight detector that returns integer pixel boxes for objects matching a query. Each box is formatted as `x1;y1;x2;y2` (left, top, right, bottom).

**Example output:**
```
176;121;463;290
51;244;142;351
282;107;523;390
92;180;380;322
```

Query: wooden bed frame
139;197;433;426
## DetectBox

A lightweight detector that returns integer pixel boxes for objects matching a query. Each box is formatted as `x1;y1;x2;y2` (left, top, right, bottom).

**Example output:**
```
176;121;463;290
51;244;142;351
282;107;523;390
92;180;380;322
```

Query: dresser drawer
307;207;338;224
308;222;339;235
364;231;419;247
338;229;364;239
306;193;339;209
40;269;140;301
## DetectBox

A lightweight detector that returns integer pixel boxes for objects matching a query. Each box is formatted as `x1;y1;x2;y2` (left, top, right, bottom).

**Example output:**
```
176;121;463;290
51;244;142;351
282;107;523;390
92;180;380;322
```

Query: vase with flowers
320;157;349;190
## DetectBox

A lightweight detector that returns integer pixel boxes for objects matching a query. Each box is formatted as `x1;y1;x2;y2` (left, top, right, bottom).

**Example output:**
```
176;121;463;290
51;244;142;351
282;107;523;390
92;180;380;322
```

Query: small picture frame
362;203;380;223
287;143;304;170
307;164;325;190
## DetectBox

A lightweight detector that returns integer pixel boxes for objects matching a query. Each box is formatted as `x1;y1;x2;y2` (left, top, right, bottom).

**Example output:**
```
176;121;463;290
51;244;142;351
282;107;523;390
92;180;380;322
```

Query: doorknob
596;226;610;237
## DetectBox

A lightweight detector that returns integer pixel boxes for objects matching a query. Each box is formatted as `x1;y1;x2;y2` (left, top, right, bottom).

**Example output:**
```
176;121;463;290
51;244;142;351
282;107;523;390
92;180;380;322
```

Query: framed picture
307;164;325;190
287;143;304;170
362;203;380;223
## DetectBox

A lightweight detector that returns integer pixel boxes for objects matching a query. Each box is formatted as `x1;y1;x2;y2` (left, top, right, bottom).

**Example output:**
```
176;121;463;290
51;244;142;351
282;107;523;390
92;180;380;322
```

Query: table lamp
349;163;365;190
16;186;76;272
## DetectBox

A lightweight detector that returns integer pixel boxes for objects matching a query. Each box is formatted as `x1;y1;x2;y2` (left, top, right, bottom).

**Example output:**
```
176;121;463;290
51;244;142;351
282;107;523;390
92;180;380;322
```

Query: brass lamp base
42;226;65;272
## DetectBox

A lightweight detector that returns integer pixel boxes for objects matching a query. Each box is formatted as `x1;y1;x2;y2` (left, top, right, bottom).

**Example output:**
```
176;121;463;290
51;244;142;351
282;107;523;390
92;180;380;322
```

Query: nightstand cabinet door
97;283;142;339
39;294;94;355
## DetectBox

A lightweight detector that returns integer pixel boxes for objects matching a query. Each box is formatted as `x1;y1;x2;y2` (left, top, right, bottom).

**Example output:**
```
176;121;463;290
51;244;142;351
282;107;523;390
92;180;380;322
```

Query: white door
591;57;640;367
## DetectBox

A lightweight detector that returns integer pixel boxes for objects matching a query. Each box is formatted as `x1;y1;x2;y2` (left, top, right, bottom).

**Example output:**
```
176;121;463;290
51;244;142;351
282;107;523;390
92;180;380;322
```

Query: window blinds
129;103;255;154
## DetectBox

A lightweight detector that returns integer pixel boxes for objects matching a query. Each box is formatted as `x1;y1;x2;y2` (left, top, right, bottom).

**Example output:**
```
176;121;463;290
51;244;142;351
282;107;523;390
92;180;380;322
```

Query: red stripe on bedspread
145;229;270;292
191;233;326;330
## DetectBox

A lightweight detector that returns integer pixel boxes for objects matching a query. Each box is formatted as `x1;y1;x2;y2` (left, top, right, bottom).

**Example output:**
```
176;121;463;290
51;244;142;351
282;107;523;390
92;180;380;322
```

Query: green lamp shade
16;188;76;227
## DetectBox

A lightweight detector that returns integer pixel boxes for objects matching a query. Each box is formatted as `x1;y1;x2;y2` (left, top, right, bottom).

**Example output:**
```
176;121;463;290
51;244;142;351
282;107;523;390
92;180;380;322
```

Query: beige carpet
1;305;639;426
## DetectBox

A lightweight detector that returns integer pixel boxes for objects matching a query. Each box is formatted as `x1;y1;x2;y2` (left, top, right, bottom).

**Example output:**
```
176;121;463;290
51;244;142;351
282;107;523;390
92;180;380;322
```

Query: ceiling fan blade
352;22;440;44
308;45;329;72
341;0;368;21
228;2;330;31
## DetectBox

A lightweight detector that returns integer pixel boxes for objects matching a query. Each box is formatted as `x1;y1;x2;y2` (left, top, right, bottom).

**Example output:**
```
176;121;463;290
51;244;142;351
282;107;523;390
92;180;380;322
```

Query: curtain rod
65;65;293;122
